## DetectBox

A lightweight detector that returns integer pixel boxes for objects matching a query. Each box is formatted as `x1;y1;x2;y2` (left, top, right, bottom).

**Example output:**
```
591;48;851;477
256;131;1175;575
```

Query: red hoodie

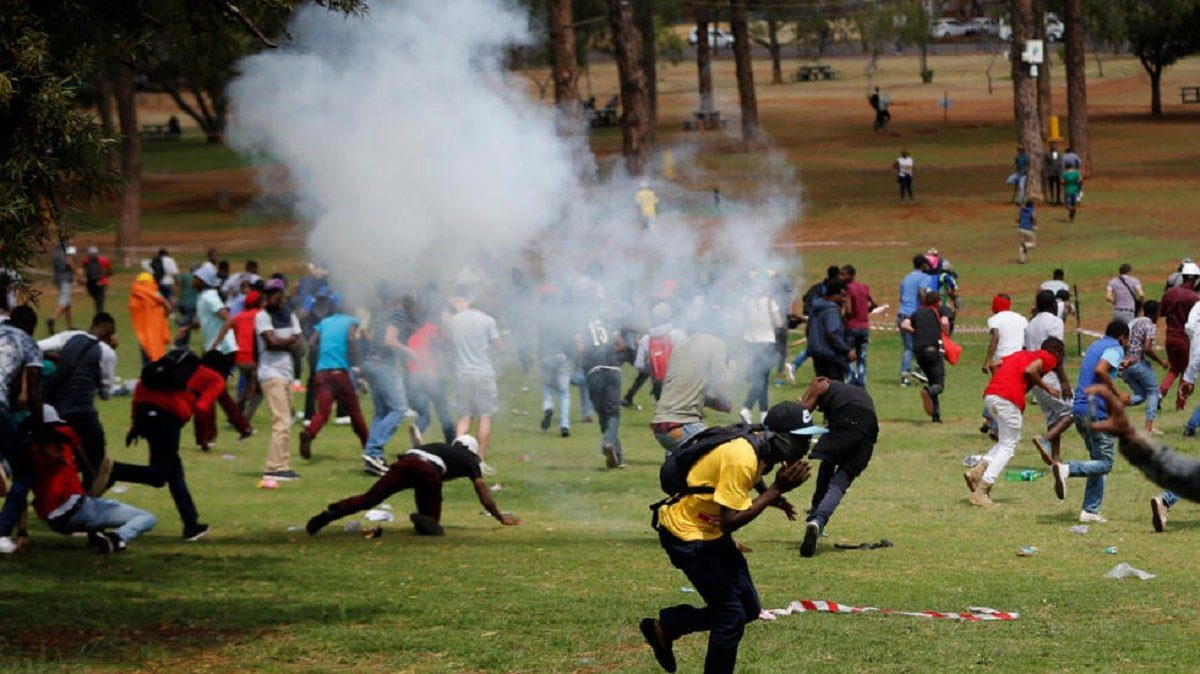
132;364;229;424
30;423;84;522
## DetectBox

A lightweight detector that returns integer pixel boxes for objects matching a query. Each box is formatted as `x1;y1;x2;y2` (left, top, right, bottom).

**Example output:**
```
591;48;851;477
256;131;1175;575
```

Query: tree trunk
1033;0;1052;137
636;0;657;140
920;41;928;78
605;0;651;175
547;0;581;129
696;9;715;113
1063;0;1091;175
113;64;141;264
768;20;783;84
1011;0;1043;201
729;0;762;146
1149;66;1163;118
96;75;117;171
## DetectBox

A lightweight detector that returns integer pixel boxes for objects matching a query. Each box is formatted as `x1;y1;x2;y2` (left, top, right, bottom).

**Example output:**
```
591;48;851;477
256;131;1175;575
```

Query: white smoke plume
229;0;802;341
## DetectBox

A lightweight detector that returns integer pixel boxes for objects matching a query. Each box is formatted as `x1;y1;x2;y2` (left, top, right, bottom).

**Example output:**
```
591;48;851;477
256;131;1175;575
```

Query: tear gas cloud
229;0;802;343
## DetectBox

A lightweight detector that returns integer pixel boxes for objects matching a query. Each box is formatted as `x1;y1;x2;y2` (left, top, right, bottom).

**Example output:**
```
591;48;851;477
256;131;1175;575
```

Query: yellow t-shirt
635;189;659;218
658;438;764;542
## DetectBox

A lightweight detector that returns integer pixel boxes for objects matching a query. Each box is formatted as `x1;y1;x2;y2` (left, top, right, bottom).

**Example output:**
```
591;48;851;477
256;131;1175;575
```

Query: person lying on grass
305;431;519;537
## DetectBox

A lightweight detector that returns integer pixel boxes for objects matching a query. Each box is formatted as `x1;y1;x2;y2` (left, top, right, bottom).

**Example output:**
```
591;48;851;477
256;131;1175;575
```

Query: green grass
8;52;1200;671
5;337;1200;672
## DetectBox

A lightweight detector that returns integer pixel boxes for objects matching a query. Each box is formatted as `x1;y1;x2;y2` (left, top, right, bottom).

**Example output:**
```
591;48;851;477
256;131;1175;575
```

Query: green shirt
1063;169;1082;196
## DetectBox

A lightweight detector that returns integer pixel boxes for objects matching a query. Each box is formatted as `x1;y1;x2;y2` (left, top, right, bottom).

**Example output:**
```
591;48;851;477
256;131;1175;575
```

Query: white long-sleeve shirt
38;331;117;398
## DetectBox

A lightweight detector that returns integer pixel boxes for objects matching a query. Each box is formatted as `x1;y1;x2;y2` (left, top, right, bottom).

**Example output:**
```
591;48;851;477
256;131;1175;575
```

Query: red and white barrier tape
760;599;1018;623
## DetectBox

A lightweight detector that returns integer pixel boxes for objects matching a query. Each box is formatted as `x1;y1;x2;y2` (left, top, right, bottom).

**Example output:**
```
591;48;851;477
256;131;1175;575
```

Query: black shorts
811;425;876;477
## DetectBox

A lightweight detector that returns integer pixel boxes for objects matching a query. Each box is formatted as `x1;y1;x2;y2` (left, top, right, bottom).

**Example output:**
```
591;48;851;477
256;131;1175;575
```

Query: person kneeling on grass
29;405;156;554
305;434;520;537
640;402;815;674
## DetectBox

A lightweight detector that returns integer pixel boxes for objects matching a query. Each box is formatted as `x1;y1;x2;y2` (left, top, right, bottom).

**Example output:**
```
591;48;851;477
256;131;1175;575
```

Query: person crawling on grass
305;432;520;537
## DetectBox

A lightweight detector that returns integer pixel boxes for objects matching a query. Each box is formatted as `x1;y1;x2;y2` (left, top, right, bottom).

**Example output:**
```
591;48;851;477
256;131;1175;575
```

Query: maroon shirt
845;281;874;330
1160;285;1199;342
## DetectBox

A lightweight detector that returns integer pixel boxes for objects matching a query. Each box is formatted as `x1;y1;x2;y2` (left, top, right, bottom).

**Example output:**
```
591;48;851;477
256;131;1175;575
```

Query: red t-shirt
406;322;441;376
232;308;260;366
133;364;229;423
31;423;84;521
845;281;873;330
984;350;1058;410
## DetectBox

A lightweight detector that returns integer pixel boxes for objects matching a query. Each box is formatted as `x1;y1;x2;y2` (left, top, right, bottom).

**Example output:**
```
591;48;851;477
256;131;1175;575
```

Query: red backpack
648;334;673;382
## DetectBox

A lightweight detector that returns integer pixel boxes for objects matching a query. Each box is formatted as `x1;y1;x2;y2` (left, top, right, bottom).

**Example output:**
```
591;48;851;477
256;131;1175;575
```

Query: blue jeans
791;348;809;369
1163;490;1180;508
408;372;455;443
0;408;31;537
1186;405;1200;434
587;368;623;463
59;496;157;543
541;355;571;430
1121;361;1160;423
654;422;708;454
898;315;914;375
1068;415;1116;514
571;369;594;418
846;328;870;387
363;359;409;460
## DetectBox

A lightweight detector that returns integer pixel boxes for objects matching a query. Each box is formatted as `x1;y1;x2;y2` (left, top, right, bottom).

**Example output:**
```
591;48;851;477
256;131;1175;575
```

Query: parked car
998;15;1063;42
687;27;734;48
930;17;971;38
967;17;999;35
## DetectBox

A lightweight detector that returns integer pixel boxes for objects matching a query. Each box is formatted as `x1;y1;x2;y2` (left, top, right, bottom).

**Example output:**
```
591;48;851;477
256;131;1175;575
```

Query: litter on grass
221;454;237;461
1017;546;1038;557
1106;563;1155;580
489;483;502;492
680;587;695;593
765;599;1018;622
378;504;393;511
345;520;362;532
1068;525;1089;534
1104;546;1118;555
111;484;128;494
962;455;984;468
364;509;394;522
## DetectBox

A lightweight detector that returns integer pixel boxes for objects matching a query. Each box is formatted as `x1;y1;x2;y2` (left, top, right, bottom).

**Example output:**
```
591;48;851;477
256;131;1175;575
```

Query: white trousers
983;394;1023;485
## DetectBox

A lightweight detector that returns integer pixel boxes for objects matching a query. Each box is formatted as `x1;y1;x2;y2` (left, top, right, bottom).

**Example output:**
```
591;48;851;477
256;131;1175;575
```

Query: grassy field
5;52;1200;672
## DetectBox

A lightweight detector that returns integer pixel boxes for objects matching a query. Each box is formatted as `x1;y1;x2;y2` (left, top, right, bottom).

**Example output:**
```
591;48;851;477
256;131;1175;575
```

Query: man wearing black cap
640;401;816;674
796;376;879;557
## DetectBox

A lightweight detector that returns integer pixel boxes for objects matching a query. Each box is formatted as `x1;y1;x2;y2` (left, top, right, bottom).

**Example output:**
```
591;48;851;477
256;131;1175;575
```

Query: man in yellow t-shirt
641;401;821;674
635;181;659;230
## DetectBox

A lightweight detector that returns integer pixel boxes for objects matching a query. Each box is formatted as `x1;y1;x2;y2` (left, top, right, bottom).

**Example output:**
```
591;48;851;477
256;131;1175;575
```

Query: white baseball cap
455;434;480;457
1181;262;1200;277
42;404;63;424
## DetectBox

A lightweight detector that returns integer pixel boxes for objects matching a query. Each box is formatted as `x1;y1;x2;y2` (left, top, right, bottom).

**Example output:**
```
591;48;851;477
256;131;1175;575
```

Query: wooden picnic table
1181;86;1200;104
682;109;726;131
793;64;838;82
590;108;618;128
140;124;181;141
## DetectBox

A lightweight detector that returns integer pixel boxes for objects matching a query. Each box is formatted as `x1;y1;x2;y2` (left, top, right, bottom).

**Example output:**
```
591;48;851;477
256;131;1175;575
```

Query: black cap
763;401;828;436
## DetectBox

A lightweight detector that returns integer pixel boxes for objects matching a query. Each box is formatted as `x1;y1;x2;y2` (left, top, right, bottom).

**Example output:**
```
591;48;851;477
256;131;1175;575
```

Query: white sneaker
739;408;752;425
1079;510;1107;524
334;416;351;426
479;461;497;476
0;536;15;554
784;363;796;385
911;369;929;383
759;411;768;424
404;408;419;419
1053;463;1068;501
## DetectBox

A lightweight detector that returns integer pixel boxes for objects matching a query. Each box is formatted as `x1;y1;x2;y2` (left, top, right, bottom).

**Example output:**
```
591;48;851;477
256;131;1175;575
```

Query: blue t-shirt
1072;336;1124;420
1015;153;1030;173
899;270;935;316
315;313;360;372
1019;206;1035;230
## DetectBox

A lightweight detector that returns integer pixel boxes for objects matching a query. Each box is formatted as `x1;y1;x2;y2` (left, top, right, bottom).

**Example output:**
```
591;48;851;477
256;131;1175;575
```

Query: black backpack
140;348;201;391
650;424;770;529
84;257;104;283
